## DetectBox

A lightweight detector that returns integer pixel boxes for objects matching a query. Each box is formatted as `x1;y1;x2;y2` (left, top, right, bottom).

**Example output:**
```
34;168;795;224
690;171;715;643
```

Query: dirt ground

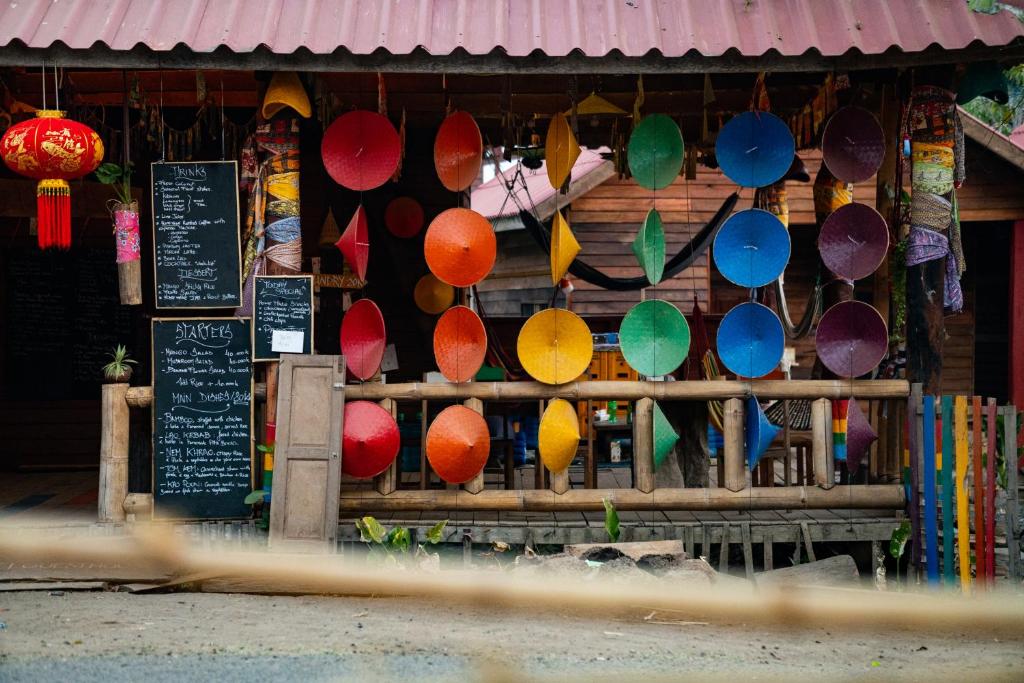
0;591;1022;681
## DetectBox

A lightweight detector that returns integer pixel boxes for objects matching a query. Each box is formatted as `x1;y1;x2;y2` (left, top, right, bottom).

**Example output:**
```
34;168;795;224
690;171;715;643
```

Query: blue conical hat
746;396;781;470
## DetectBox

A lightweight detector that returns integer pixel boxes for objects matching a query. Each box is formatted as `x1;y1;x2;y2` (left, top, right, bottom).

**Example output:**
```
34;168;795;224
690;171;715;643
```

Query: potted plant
95;162;141;305
102;344;137;383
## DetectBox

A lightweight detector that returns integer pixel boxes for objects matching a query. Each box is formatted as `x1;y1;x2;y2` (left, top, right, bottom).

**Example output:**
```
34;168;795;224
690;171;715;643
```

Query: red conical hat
426;405;490;484
384;196;425;238
322;110;400;191
335;204;369;281
341;401;400;479
434;111;482;193
433;305;487;383
424;207;496;287
339;298;386;380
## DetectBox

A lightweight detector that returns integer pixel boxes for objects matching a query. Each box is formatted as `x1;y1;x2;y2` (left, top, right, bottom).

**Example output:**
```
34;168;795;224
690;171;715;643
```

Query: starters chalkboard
152;318;253;520
152;161;242;309
253;275;314;361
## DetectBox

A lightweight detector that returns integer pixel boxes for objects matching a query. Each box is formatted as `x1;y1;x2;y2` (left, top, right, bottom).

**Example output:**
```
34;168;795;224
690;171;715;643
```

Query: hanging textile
907;84;964;312
238;120;302;315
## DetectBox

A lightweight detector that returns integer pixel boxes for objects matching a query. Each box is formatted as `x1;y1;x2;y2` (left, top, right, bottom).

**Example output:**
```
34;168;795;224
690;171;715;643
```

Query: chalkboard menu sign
152;161;241;309
152;318;252;519
253;275;314;361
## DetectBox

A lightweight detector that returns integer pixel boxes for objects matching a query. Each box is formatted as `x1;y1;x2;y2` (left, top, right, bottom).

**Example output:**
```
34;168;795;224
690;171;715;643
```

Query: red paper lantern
1;110;105;249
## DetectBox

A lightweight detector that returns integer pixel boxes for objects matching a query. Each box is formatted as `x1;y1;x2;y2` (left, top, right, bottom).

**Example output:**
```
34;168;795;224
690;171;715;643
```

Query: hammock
518;192;739;291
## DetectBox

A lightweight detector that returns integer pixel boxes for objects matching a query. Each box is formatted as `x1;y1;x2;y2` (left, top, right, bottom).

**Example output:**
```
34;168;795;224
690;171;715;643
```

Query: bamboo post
954;396;971;594
633;397;655;493
374;398;398;495
911;383;925;577
1001;405;1021;583
585;399;595;489
985;398;997;585
420;399;429;490
463;398;485;494
940;395;954;583
550;469;569;494
811;398;834;490
972;395;986;584
722;398;745;492
98;383;130;523
117;259;142;305
923;393;939;586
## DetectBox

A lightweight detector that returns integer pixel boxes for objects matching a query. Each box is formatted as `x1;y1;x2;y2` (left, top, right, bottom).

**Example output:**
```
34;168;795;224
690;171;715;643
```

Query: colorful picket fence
908;384;1022;589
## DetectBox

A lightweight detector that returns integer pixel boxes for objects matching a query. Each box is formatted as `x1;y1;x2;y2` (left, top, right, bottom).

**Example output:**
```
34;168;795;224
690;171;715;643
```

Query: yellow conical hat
414;273;455;315
545;112;580;190
550;209;580;285
539;398;580;473
517;309;593;385
262;72;311;120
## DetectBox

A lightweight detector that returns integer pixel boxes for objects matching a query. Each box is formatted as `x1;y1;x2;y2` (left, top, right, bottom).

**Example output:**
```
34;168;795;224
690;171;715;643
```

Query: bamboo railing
101;379;910;522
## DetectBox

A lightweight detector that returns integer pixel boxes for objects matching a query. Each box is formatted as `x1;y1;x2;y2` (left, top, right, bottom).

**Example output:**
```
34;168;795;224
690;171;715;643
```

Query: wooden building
0;1;1020;578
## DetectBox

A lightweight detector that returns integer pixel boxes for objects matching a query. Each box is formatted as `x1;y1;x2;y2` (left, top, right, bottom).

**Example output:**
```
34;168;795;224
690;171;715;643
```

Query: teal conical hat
632;208;666;286
652;400;679;469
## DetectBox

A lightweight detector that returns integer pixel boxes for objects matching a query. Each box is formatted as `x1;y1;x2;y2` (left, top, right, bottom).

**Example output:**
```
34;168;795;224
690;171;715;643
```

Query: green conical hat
627;114;684;190
619;299;690;377
652;400;679;469
632;208;666;286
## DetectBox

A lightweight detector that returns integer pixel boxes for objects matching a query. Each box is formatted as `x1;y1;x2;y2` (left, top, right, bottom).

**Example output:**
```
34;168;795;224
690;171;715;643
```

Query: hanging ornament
746;396;781;470
433;305;487;383
619;300;690;377
539;398;581;473
545;112;580;190
340;298;386;380
341;401;400;479
424;207;496;287
434;111;482;193
1;110;104;249
335;205;369;281
652;401;679;469
426;405;490;484
321;110;400;191
517;309;593;385
627;114;684;190
550;210;580;285
632;208;666;286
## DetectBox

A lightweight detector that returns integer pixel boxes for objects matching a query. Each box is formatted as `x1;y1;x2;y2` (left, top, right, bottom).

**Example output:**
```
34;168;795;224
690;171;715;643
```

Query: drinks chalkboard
152;318;252;519
152;161;241;309
253;275;314;361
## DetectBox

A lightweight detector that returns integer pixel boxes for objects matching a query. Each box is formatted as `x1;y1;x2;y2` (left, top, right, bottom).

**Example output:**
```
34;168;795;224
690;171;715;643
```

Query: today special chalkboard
152;161;241;309
152;318;252;520
253;275;314;361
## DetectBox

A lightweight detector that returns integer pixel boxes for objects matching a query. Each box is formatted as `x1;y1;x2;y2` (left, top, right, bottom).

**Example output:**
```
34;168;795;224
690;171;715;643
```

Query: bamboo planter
112;200;142;305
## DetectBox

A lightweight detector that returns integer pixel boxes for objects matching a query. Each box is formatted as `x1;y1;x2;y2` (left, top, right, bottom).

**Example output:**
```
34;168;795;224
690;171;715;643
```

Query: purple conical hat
846;398;878;473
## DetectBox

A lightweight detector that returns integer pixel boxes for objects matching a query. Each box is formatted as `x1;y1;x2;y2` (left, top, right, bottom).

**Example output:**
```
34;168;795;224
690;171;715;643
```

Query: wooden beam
336;380;910;402
336;485;905;513
374;399;399;495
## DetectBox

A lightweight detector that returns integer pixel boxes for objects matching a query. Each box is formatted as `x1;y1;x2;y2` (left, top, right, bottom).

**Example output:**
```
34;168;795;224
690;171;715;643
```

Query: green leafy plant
888;519;911;586
602;497;620;543
355;516;447;563
95;162;135;206
102;344;137;381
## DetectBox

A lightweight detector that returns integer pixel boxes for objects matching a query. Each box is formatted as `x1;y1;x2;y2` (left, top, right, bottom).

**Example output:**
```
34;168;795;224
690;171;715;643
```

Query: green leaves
243;489;266;505
603;497;620;543
385;526;411;554
425;520;448;545
889;519;911;560
94;162;125;185
356;515;387;544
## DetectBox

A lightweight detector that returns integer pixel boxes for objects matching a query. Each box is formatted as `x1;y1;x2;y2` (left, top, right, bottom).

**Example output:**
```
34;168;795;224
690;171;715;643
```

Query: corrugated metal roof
1;0;1023;58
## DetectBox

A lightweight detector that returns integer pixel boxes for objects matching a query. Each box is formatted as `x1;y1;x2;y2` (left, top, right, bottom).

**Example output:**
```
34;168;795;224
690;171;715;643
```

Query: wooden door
269;354;345;552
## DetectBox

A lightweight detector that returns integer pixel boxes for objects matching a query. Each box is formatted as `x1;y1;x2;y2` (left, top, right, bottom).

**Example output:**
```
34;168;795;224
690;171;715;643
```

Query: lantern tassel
37;179;71;250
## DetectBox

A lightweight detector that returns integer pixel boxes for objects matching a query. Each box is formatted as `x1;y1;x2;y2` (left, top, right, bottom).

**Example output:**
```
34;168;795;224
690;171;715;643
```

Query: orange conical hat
433;305;487;383
426;405;490;484
424;207;496;287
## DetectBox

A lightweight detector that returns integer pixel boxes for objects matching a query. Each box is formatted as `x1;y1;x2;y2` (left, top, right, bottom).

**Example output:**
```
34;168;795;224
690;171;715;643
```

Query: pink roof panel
1;0;1022;58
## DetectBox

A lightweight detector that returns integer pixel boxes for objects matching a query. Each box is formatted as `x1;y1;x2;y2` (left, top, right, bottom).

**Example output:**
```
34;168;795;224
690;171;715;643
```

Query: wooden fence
907;385;1023;587
100;376;909;522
